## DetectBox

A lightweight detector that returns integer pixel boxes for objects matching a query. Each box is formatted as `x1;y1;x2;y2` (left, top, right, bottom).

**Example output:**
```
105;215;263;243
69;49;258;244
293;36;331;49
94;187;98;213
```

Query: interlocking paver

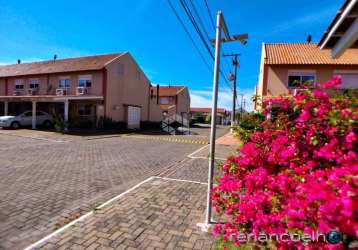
167;158;222;183
0;134;201;250
34;178;214;250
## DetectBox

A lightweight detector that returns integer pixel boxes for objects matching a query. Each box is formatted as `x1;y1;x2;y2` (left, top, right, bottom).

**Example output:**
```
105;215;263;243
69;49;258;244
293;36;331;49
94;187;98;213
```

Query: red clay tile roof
190;107;227;114
151;86;186;97
264;43;358;65
160;104;176;110
0;53;124;77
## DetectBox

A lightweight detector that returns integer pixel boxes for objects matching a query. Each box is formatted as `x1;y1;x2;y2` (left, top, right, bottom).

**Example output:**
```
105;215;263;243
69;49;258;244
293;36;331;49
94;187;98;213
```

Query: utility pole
205;10;222;227
240;94;244;120
223;53;240;127
198;11;248;230
243;99;246;115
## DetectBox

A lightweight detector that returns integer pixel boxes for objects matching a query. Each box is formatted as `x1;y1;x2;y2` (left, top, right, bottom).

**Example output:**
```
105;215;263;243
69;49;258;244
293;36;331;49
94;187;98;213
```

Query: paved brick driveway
0;134;201;250
36;178;214;250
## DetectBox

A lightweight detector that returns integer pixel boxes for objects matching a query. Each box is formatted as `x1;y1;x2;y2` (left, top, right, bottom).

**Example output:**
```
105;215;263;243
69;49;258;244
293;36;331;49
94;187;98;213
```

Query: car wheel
43;120;52;128
11;121;20;129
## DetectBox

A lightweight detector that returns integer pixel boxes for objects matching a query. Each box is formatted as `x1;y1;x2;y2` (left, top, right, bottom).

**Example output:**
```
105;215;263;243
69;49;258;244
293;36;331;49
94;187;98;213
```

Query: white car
0;111;53;129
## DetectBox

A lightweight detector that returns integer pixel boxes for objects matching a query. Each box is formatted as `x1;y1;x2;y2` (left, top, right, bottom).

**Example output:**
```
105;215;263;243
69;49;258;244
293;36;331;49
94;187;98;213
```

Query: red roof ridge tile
263;43;358;65
0;53;125;77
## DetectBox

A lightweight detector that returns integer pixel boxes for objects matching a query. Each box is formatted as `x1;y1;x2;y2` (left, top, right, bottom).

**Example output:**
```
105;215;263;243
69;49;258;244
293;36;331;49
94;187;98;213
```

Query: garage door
127;106;141;129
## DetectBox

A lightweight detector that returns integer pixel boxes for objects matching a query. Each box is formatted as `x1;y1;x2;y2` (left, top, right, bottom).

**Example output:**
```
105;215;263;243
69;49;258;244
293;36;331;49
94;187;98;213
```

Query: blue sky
0;0;341;110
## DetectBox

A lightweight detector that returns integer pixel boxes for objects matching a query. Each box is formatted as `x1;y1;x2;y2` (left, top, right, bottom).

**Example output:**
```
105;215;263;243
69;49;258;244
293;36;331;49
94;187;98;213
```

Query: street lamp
198;10;248;231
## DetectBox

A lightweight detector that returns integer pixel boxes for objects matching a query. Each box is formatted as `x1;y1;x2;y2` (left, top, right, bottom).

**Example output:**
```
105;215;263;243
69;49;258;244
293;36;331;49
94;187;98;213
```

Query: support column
32;101;37;129
64;100;69;131
4;101;8;116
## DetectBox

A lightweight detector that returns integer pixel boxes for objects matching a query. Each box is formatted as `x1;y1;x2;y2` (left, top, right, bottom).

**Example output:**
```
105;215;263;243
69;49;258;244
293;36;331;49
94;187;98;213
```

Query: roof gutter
320;0;357;50
332;18;358;58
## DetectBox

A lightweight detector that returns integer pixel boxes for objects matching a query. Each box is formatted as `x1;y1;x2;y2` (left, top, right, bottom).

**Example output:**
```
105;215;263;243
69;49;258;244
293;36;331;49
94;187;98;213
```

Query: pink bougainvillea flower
212;77;358;249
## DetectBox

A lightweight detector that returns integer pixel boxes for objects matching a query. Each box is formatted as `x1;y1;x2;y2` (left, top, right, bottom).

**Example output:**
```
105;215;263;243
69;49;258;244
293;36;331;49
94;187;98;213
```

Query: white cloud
190;87;255;112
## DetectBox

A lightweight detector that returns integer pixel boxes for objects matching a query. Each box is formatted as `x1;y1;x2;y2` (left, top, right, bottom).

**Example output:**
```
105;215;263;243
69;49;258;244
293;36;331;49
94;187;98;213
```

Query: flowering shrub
232;112;265;143
212;76;358;249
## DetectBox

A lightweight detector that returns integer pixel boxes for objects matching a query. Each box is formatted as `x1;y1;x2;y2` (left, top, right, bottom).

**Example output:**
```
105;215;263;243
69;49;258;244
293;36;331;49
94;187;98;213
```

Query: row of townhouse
190;107;230;125
150;85;190;117
254;0;358;110
0;52;191;129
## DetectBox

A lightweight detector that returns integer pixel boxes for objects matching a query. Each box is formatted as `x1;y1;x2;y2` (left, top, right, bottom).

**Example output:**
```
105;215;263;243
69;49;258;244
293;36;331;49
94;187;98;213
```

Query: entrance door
127;106;141;129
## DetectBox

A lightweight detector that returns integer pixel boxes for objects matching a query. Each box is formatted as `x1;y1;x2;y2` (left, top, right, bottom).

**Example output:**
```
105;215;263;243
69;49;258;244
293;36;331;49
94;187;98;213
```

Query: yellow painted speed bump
123;134;208;145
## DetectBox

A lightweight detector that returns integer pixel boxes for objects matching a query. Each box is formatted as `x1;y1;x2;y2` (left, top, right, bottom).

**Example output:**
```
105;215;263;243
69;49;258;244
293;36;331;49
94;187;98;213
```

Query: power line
202;0;233;78
166;0;213;73
179;0;214;60
188;0;212;43
179;0;233;92
203;0;216;31
168;0;233;92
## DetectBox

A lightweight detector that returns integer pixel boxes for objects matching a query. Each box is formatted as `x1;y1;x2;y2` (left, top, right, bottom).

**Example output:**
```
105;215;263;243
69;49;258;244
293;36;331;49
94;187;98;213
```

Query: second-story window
59;78;71;89
288;73;315;88
78;75;92;88
15;79;24;89
29;79;39;89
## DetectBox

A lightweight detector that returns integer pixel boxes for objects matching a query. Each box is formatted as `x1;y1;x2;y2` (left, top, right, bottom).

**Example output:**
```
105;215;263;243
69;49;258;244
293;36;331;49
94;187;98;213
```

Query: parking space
0;128;74;142
0;125;232;249
33;177;214;250
0;134;201;250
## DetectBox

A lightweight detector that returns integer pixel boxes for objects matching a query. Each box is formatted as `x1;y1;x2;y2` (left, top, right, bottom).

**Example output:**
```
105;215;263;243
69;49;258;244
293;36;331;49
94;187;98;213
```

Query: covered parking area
0;95;103;129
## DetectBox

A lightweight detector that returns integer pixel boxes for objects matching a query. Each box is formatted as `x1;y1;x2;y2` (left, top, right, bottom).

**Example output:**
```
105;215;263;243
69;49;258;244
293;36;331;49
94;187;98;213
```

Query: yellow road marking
123;134;208;145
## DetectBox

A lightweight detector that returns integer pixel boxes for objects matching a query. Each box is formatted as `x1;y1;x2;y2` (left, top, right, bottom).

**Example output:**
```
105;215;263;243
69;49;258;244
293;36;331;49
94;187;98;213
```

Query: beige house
254;43;358;110
151;85;190;117
0;53;162;129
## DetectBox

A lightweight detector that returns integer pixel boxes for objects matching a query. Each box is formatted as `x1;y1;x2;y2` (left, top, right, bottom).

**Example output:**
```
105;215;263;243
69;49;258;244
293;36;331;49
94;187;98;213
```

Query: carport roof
190;107;227;114
151;86;186;97
0;53;126;77
0;95;103;102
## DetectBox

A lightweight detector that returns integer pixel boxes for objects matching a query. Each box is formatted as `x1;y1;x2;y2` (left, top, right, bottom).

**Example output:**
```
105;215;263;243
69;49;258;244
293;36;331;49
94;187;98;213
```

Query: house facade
254;43;358;110
151;85;190;117
0;53;162;129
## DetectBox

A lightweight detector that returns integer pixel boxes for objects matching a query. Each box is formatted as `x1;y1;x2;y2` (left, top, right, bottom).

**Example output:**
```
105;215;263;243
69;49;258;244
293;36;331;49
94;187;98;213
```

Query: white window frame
15;79;24;90
78;75;92;88
287;72;316;89
29;78;39;89
58;76;71;89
